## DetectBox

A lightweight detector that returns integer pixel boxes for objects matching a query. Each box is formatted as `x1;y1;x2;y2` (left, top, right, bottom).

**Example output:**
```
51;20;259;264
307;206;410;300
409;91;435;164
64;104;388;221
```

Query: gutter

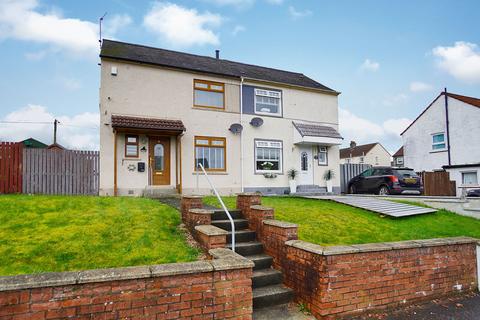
444;88;452;166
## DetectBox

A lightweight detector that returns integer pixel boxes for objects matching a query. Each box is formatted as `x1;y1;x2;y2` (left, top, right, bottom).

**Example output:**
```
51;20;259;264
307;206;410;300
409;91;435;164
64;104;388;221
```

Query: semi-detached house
99;40;343;196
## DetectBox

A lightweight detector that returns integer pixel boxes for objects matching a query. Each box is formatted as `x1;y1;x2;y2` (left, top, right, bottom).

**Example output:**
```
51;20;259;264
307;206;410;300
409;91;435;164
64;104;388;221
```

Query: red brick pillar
187;208;213;231
236;193;261;221
180;195;203;223
249;205;274;239
262;220;298;269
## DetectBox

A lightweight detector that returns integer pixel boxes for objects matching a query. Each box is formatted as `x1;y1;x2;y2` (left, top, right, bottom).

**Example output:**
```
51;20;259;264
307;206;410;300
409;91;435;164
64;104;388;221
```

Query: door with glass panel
149;137;170;185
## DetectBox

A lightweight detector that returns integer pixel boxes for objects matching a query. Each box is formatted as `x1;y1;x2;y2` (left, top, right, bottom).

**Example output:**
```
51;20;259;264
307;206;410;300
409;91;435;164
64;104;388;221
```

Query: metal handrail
197;163;235;252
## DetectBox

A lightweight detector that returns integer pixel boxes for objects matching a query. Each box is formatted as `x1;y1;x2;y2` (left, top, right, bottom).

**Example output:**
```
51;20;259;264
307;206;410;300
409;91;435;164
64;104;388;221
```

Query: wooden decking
305;196;437;217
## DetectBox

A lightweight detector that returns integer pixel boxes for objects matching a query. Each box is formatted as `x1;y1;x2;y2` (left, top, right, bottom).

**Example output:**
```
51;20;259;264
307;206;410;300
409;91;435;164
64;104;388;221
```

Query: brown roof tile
393;146;404;157
111;115;185;132
340;143;377;159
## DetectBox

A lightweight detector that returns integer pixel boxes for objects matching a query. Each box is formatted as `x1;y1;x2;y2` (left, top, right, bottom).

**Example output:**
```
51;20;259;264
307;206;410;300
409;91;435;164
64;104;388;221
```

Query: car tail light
388;175;399;183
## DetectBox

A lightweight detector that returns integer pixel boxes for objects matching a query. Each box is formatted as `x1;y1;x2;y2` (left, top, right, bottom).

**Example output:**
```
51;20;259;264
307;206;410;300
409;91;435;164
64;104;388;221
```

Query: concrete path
347;292;480;320
253;304;315;320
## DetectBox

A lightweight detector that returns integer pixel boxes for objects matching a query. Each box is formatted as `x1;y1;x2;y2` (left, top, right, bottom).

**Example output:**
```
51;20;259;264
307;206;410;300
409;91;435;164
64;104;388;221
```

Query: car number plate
404;178;417;184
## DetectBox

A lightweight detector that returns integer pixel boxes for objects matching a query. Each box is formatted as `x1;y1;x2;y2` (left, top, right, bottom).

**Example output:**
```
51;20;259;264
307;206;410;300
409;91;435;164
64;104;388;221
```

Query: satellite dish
229;123;243;134
250;117;264;127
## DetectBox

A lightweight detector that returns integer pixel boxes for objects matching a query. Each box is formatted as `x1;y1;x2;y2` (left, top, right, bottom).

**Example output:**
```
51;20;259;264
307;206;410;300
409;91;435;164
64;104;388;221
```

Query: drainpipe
240;77;244;192
444;88;452;166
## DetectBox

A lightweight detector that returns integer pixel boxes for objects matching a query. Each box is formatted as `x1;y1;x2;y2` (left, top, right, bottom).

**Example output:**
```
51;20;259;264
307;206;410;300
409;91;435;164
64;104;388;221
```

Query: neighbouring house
339;141;391;166
19;138;47;149
392;146;404;167
98;40;343;196
401;91;480;196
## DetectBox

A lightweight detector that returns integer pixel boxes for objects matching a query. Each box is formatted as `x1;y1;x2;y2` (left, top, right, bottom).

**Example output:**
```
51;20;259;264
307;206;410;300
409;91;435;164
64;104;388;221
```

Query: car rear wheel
378;185;389;195
348;185;357;194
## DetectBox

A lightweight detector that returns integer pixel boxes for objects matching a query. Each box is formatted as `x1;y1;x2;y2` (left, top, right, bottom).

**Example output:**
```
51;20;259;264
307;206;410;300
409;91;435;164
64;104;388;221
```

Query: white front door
298;146;314;185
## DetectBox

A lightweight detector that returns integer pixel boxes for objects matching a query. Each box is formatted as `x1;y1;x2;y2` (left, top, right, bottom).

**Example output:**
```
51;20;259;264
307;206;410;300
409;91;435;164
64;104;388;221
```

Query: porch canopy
293;121;343;145
111;115;185;135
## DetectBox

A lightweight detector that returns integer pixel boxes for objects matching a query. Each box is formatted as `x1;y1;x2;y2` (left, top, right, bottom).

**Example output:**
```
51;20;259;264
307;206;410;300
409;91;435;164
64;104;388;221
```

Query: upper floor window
194;136;226;171
254;89;281;116
396;157;404;165
194;79;224;109
359;157;364;164
255;140;282;173
125;134;139;158
318;146;328;165
432;133;446;150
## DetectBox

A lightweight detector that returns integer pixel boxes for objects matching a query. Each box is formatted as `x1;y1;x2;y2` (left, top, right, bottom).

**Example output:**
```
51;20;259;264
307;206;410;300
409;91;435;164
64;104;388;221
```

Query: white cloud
339;108;411;150
360;58;380;72
104;13;132;35
288;6;312;19
0;105;99;150
432;41;480;84
0;0;130;57
24;50;47;61
144;2;222;47
409;81;432;93
382;93;408;107
232;25;246;36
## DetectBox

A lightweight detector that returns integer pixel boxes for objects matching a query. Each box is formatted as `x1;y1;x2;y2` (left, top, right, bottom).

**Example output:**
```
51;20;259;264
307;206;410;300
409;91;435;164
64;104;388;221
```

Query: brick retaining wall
235;193;479;319
0;249;253;319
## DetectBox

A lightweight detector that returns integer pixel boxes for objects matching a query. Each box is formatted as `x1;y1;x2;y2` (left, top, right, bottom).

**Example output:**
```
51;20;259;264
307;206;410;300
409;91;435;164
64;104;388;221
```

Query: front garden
0;195;198;276
204;196;480;246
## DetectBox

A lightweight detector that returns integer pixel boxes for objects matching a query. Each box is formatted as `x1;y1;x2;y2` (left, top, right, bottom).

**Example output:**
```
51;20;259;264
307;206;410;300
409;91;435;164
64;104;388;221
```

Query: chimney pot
350;141;356;148
215;50;220;59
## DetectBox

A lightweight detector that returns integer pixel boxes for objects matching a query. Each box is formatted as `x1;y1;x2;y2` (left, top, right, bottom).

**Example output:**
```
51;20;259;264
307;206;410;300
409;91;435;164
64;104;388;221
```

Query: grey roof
100;39;338;93
293;122;343;139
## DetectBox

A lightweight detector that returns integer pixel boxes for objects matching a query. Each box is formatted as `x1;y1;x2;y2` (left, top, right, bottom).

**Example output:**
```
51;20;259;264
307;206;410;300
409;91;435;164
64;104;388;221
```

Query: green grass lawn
0;195;198;276
204;196;480;246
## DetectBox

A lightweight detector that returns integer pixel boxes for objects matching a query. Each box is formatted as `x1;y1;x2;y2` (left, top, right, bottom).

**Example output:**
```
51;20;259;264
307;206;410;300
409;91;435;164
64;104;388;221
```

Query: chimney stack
350;141;356;149
215;50;220;59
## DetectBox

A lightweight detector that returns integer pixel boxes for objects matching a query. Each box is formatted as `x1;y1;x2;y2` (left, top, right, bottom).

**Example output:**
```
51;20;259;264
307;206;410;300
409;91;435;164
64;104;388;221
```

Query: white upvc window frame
318;146;328;166
255;140;283;173
431;132;447;151
396;157;404;165
461;171;478;186
254;88;282;116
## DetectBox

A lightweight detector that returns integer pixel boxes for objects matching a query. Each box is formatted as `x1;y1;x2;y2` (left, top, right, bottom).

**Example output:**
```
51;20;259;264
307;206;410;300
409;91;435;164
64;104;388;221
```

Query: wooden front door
149;137;170;185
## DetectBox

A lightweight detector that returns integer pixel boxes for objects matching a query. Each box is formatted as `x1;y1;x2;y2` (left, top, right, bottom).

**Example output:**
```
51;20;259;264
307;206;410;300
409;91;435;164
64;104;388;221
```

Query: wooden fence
0;142;23;193
340;163;372;193
22;149;99;195
418;171;456;196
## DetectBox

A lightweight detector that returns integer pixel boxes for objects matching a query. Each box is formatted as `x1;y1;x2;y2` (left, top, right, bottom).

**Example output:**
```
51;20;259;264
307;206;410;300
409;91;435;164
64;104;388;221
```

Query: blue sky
0;0;479;152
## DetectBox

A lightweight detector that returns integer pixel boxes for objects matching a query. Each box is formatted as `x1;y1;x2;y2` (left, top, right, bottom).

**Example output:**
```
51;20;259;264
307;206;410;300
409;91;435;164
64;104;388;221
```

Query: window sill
192;106;225;112
253;112;282;118
192;171;228;175
430;149;447;154
255;172;284;175
122;157;141;161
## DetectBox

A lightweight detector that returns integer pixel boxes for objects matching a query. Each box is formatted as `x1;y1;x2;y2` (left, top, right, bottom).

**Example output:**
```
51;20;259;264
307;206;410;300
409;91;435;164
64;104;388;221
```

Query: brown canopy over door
149;137;170;185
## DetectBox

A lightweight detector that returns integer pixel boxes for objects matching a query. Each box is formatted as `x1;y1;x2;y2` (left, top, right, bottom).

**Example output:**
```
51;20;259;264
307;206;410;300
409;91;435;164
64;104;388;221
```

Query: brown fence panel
418;171;456;196
0;142;23;193
23;149;99;195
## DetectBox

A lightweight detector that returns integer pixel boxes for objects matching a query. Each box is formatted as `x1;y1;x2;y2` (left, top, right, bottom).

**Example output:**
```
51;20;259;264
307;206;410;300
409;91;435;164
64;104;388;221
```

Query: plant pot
326;180;333;193
289;180;297;194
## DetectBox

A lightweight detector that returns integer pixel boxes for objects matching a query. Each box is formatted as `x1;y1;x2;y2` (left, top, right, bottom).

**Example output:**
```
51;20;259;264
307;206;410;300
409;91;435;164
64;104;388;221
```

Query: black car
467;189;480;197
348;167;423;195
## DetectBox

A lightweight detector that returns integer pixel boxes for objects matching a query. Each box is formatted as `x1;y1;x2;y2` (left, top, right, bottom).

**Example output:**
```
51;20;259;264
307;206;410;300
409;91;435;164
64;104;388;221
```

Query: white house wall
99;59;340;195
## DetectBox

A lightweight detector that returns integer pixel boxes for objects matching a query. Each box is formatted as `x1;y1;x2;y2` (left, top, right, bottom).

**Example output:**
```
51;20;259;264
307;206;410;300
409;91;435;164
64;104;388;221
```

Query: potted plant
287;168;298;194
323;169;335;193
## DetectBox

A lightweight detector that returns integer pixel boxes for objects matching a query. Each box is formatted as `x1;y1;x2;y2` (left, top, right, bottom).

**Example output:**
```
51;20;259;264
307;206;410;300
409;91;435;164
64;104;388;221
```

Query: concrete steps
210;208;293;310
253;284;295;309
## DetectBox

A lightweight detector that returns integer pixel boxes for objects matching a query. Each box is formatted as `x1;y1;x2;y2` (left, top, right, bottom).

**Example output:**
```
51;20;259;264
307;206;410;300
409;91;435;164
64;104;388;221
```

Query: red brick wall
283;242;478;319
196;231;227;251
181;196;203;223
0;267;252;320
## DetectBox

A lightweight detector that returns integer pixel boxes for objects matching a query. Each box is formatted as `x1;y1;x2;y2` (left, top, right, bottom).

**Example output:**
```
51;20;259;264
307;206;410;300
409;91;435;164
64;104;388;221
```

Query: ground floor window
125;134;139;157
255;140;282;173
194;136;226;171
462;171;478;185
318;146;327;165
